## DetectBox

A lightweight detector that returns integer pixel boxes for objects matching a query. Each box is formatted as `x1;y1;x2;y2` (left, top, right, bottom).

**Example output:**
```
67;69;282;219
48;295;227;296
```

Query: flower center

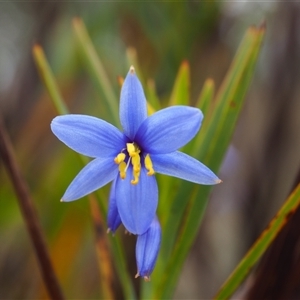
114;142;155;185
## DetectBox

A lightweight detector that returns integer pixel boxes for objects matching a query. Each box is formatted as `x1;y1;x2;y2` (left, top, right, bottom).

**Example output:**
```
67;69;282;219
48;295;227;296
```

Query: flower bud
107;180;121;233
135;217;161;281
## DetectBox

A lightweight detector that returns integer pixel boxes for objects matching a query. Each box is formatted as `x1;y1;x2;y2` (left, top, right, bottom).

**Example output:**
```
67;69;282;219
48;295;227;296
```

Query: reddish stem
0;117;64;300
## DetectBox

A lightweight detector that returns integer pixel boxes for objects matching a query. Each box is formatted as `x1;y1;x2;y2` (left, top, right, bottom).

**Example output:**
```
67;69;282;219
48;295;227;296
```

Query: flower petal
115;166;158;235
136;216;161;280
119;67;147;140
51;115;126;158
62;157;118;201
135;106;203;154
151;151;221;185
107;180;122;233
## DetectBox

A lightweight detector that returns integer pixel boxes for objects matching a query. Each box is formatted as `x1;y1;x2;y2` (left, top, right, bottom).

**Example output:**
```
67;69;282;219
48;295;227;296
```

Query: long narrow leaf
196;78;215;119
169;60;190;106
144;24;265;300
33;45;68;115
195;24;265;165
146;79;161;112
215;183;300;299
72;17;119;126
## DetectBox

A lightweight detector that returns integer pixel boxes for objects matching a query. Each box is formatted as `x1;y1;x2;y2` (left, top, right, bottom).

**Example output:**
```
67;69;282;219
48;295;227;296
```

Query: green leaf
215;183;300;300
183;78;215;154
72;17;119;126
196;78;215;117
196;24;265;166
169;60;190;106
143;24;265;300
32;45;68;115
146;79;161;112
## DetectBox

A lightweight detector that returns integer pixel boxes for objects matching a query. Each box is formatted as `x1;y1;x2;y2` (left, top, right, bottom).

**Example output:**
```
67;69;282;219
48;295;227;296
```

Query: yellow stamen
132;154;141;172
126;143;142;184
116;143;153;184
131;170;140;185
114;152;126;164
131;154;141;184
145;154;155;175
127;142;140;157
126;143;135;157
119;161;127;179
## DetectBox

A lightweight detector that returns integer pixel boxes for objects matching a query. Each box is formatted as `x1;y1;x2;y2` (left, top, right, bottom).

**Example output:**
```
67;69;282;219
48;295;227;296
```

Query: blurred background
0;1;300;299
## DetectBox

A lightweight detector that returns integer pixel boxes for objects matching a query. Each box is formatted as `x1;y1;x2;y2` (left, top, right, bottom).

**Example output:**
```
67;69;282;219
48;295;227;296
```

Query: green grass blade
184;78;215;154
33;45;68;115
144;24;265;300
196;24;265;167
72;17;119;126
196;78;215;116
169;60;190;106
215;183;300;300
146;79;161;112
32;45;136;299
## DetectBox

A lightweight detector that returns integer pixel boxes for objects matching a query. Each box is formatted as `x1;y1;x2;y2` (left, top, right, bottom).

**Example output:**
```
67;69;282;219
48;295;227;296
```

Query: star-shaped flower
51;66;221;279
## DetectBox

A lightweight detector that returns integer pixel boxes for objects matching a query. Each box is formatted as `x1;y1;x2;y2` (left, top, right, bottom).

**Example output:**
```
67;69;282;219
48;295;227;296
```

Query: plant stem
0;116;64;300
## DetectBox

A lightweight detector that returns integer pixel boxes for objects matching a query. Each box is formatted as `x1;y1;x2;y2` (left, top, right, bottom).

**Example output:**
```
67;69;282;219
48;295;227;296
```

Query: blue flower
51;66;220;236
135;216;161;281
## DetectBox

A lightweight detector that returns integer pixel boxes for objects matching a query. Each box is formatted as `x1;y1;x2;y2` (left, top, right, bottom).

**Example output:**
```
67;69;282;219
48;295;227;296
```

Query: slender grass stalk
33;45;68;115
195;78;215;117
215;183;300;299
72;17;119;126
169;60;190;106
0;116;64;300
89;195;115;299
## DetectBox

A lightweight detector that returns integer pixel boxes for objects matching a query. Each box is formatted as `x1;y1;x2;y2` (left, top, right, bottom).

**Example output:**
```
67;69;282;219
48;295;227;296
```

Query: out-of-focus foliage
216;182;300;299
1;2;300;300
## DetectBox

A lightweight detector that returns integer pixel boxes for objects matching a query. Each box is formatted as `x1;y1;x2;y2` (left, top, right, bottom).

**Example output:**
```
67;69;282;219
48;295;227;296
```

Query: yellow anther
145;154;155;176
132;154;141;172
131;152;141;184
131;169;140;185
119;161;127;179
125;142;144;184
127;142;140;157
127;143;136;157
114;153;126;164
